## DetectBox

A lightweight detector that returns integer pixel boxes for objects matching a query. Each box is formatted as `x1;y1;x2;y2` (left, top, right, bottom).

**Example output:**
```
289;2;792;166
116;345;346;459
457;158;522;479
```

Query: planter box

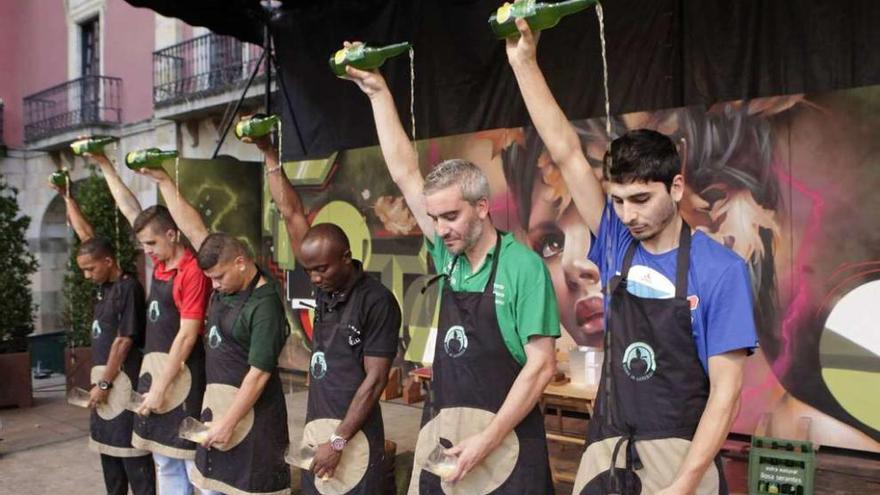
0;351;33;408
64;346;93;391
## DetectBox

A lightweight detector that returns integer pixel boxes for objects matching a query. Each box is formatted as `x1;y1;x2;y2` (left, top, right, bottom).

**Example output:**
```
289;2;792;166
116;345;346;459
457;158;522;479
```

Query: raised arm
137;168;210;251
505;19;605;235
50;182;95;242
83;151;143;227
344;65;434;239
245;134;310;257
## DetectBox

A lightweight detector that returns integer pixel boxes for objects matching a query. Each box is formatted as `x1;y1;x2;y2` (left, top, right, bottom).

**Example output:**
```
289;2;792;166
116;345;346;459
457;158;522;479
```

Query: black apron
133;270;206;459
193;270;291;495
412;232;554;495
90;274;148;457
301;276;385;495
575;224;727;494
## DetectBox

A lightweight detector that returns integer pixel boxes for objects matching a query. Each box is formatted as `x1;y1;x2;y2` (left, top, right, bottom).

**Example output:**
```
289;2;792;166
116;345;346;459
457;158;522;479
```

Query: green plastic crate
748;436;816;495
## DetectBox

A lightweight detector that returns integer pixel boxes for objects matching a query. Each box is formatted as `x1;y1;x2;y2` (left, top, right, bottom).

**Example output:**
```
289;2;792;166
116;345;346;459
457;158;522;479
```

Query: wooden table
541;381;598;484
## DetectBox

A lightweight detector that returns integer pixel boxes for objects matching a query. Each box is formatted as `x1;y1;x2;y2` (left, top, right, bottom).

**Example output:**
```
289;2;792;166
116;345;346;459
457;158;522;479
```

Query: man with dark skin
51;181;156;495
245;132;401;494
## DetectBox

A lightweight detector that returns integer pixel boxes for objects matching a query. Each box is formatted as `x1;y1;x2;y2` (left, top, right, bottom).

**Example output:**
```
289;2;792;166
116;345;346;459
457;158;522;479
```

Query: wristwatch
329;434;347;452
98;380;113;391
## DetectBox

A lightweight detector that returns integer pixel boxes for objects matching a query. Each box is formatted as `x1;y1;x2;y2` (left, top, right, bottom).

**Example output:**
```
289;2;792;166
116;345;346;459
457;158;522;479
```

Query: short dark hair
133;205;178;235
604;129;681;190
197;232;251;270
78;237;116;260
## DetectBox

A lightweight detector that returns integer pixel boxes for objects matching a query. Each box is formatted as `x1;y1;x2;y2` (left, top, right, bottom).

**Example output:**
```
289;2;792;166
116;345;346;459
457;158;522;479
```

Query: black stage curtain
126;0;880;160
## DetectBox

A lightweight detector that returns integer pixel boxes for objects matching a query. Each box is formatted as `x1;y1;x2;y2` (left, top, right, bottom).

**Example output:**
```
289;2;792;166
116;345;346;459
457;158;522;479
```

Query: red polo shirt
150;249;212;333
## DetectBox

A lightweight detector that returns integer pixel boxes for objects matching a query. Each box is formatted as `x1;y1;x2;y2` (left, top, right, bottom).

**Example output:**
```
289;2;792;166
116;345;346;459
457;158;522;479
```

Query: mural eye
537;233;565;259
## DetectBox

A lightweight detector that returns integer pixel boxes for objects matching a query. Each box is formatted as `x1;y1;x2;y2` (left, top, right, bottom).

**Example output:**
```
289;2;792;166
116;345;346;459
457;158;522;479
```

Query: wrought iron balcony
153;32;265;107
23;76;122;143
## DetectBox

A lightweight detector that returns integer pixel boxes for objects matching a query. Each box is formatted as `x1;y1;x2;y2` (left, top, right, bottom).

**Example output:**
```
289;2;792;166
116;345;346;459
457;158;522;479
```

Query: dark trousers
100;454;157;495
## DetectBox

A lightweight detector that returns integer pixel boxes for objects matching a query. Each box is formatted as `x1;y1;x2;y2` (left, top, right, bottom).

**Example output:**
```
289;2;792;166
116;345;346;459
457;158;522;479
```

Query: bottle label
497;0;536;23
496;2;513;23
334;48;348;65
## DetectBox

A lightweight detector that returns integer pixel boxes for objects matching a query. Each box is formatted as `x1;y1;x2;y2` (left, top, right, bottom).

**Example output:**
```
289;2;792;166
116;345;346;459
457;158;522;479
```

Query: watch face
331;437;346;451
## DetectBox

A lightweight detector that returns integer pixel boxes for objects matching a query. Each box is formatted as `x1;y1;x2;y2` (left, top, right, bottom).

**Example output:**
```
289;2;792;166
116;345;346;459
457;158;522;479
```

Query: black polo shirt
314;260;401;359
96;273;146;348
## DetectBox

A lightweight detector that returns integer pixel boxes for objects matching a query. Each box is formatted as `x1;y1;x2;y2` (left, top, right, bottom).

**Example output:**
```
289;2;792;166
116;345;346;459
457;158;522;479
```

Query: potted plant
0;177;39;408
62;167;137;390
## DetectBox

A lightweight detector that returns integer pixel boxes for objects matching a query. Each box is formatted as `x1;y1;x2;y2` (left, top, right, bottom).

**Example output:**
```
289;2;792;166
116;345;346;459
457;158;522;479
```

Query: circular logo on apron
207;325;223;349
443;325;468;358
622;342;656;381
148;300;161;323
310;351;328;380
91;320;102;339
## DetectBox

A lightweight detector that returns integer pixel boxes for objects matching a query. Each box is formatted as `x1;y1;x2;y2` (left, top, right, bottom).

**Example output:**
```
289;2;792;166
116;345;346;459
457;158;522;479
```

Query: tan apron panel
409;407;519;495
201;383;255;451
90;365;134;421
139;351;192;414
573;436;720;494
301;418;371;495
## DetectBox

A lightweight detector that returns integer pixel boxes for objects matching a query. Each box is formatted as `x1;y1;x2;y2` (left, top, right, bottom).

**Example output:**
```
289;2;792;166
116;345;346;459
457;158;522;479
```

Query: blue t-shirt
589;203;758;373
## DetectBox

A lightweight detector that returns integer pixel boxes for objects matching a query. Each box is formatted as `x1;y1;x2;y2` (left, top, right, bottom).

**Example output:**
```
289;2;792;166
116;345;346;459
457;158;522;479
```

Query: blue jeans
152;453;194;495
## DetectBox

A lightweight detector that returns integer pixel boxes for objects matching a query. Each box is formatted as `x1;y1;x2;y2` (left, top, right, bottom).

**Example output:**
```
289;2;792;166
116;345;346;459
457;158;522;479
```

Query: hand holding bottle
135;165;171;183
505;18;541;68
48;170;70;195
341;45;390;99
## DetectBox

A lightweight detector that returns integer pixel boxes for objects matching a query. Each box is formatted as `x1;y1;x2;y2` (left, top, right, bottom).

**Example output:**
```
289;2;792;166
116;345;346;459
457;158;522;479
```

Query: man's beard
633;197;677;241
455;216;484;255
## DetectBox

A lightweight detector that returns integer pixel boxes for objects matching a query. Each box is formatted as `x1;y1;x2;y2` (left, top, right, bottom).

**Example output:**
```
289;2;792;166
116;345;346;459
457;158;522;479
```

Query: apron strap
420;231;504;294
207;265;262;326
615;222;692;299
482;231;504;296
674;222;692;299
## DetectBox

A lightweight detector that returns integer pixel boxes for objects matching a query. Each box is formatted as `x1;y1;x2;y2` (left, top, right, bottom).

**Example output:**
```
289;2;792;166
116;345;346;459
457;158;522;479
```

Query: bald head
298;223;354;292
302;223;351;257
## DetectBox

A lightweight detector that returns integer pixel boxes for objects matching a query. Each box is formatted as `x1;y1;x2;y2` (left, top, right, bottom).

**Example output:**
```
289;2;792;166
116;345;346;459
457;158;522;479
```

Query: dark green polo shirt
215;278;289;372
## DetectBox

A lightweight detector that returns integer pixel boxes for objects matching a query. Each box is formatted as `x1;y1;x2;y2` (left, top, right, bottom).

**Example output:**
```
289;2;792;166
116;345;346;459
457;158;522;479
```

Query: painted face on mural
424;185;488;256
76;253;115;284
526;153;605;346
298;238;353;293
136;223;179;263
607;177;682;242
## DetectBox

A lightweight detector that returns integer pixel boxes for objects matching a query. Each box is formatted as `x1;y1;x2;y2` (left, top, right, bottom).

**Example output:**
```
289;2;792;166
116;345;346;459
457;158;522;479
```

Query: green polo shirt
215;278;289;372
427;232;560;365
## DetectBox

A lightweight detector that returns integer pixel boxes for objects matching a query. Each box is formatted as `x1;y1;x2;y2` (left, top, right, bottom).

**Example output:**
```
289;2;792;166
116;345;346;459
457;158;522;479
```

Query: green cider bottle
125;148;178;170
489;0;598;40
70;136;118;155
235;114;280;140
50;170;70;188
328;41;411;77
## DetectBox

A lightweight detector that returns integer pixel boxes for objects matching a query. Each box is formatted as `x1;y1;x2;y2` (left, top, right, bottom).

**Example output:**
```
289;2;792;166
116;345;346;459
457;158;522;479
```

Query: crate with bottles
748;436;816;495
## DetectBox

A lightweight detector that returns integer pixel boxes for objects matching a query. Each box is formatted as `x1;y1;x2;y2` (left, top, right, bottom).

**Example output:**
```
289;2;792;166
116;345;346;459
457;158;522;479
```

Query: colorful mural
260;86;880;453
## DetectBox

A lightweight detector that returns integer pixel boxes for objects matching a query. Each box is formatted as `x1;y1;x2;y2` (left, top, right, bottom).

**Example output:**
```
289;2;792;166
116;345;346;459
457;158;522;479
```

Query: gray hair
423;159;490;204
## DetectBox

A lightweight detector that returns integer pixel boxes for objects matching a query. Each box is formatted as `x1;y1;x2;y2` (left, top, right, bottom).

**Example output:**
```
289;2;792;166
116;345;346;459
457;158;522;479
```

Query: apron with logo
409;233;554;495
301;277;384;495
574;224;726;494
89;274;149;457
192;271;290;495
132;270;206;459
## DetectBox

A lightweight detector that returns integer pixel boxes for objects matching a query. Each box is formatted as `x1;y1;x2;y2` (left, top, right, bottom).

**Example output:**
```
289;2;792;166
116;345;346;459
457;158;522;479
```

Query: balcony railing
23;76;122;143
153;33;266;107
